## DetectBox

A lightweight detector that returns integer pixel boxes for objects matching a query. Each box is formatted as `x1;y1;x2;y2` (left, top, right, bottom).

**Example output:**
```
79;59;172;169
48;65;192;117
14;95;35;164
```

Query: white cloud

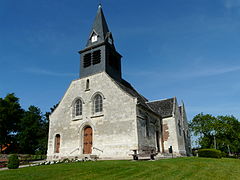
24;67;77;77
224;0;240;9
126;64;240;80
181;65;240;78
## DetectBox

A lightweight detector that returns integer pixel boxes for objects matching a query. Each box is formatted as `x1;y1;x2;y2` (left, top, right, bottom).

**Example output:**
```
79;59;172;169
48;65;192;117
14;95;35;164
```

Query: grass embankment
0;157;239;180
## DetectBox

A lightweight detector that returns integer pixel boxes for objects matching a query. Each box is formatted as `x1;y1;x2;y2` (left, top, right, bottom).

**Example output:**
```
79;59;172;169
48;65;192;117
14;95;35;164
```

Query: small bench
130;150;157;160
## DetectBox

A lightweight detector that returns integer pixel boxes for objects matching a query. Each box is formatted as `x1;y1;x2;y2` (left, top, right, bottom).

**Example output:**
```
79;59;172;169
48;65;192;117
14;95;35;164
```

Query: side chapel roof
109;75;175;118
147;98;175;118
114;79;148;106
110;77;163;116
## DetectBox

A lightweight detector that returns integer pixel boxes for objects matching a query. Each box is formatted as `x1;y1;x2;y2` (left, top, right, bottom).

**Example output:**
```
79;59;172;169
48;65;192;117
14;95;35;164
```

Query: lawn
0;157;239;180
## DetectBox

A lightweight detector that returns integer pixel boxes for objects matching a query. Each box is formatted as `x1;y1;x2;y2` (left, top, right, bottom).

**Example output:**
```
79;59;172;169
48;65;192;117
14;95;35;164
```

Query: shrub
192;149;198;156
36;154;42;160
8;154;20;169
41;155;47;160
221;152;227;158
198;149;222;158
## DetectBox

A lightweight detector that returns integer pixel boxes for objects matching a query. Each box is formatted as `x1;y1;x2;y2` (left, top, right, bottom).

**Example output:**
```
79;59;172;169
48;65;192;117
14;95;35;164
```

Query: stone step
72;154;99;161
155;153;177;159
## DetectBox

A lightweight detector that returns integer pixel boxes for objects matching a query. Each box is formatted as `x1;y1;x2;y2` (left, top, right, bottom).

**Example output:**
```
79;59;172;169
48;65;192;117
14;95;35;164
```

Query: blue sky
1;0;240;122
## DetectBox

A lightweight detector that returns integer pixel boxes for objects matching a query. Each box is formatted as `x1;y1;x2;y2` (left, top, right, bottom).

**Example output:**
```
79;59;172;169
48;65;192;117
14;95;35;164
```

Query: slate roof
114;79;148;106
147;98;174;118
112;78;175;118
86;5;110;47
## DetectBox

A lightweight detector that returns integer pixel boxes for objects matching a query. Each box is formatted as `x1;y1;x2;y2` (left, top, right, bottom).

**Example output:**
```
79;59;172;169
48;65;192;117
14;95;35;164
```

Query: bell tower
79;5;122;81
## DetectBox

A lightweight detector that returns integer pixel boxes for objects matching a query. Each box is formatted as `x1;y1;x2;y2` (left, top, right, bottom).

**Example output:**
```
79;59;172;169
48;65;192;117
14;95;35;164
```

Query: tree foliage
190;113;240;154
0;93;50;154
17;106;48;154
0;93;23;153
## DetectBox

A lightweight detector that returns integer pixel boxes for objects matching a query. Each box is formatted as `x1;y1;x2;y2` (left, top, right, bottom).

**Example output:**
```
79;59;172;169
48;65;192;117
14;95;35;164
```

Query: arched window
55;134;60;153
93;94;103;113
74;99;82;116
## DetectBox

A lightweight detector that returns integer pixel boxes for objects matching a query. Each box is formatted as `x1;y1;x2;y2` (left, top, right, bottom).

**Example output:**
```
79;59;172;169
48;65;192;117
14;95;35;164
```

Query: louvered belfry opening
83;50;101;68
92;50;101;65
83;53;91;68
109;50;120;70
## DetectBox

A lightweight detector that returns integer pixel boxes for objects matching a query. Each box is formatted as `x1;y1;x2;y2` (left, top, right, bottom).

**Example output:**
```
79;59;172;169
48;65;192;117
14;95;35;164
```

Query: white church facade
47;6;191;161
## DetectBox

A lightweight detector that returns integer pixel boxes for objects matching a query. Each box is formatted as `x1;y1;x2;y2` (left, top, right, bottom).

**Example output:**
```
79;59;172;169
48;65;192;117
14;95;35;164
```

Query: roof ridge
147;97;174;103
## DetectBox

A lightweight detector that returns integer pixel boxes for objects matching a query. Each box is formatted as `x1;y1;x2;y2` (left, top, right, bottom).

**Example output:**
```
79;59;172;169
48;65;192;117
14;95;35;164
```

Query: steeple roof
79;5;121;81
86;4;111;47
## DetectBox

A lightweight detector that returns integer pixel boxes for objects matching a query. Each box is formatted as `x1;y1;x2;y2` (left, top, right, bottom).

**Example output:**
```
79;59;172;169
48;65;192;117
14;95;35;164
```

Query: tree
36;103;58;154
190;113;217;149
18;106;43;154
190;113;240;154
17;105;50;154
36;112;49;154
0;93;51;154
0;93;54;154
215;115;240;154
0;93;24;153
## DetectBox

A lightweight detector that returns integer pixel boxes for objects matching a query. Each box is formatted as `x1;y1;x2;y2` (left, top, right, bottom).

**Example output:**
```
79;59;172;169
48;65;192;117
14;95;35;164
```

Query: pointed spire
86;5;111;47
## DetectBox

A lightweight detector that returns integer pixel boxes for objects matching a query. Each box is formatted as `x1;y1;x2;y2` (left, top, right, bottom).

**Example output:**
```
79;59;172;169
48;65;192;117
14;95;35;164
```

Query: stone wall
181;104;192;156
162;98;186;156
162;116;179;154
136;107;161;154
173;100;187;155
47;72;138;160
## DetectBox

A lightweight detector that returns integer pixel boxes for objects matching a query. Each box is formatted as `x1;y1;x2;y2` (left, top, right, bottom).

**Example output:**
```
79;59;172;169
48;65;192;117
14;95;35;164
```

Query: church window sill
72;116;83;121
91;113;104;118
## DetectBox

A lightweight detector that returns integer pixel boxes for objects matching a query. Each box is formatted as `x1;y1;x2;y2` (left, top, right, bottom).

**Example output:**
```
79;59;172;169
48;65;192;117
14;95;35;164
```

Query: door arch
83;126;92;154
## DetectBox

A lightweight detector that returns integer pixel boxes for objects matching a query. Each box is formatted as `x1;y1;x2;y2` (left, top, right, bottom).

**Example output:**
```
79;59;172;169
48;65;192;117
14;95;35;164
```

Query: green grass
0;157;239;180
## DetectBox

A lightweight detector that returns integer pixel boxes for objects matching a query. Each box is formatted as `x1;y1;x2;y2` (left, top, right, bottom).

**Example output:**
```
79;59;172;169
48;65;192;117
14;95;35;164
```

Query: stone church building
47;6;191;160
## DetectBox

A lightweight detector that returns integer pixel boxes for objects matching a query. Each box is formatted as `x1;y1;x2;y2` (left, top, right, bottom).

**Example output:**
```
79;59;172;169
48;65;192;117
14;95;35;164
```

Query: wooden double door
83;127;92;154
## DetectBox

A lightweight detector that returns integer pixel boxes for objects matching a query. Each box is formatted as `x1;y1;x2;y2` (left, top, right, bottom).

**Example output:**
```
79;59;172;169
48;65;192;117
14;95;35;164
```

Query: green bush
41;155;47;160
35;155;41;160
198;149;222;158
221;152;227;158
8;154;20;169
32;155;38;160
192;149;198;156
